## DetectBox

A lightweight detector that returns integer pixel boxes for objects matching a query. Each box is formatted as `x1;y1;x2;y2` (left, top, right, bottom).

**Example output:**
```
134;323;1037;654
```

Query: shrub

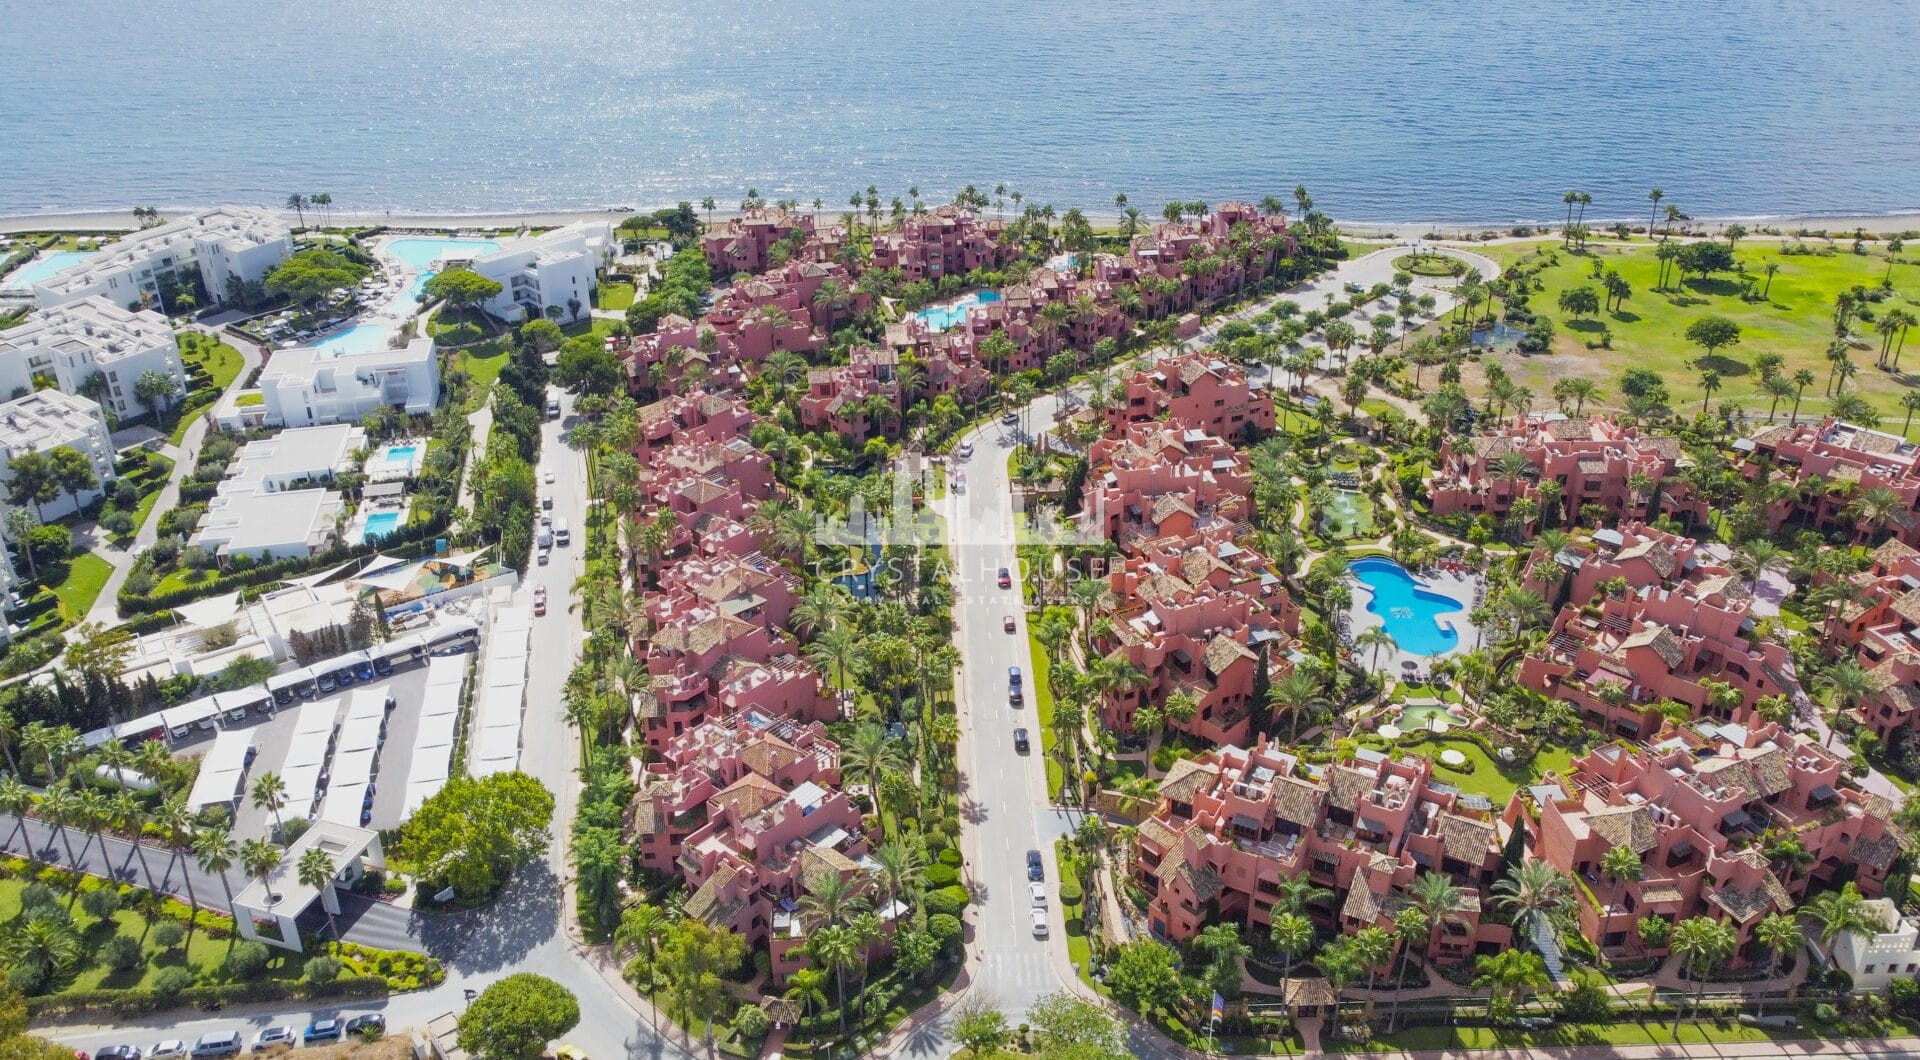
20;882;60;913
151;920;187;951
926;864;960;888
928;913;963;949
937;847;963;868
81;887;123;921
926;884;971;917
224;940;270;978
151;966;195;998
304;956;343;984
101;934;143;972
1058;879;1083;906
732;1002;771;1042
8;964;46;995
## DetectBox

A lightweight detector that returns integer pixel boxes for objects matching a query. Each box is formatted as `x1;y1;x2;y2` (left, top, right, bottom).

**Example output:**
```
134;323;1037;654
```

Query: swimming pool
915;290;1000;331
309;323;392;357
1349;557;1465;657
1394;702;1459;730
362;512;401;540
386;237;501;300
1;250;96;292
366;440;426;480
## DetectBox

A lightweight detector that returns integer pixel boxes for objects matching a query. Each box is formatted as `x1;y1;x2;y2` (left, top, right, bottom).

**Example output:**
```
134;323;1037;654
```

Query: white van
536;524;553;549
553;518;570;546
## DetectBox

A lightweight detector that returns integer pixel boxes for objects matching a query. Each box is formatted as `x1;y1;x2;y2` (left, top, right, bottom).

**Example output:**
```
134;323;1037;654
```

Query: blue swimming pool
362;511;401;541
385;445;418;461
915;290;1001;331
1349;557;1465;657
309;323;392;357
1;250;96;292
387;237;501;300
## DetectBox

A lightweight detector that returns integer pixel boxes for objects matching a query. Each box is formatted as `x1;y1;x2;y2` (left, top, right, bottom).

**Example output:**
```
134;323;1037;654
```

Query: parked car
1009;686;1022;707
335;668;355;687
342;1016;386;1037
537;547;551;565
1030;908;1049;937
541;494;553;510
997;567;1012;588
251;1028;296;1055
1003;615;1016;633
1029;882;1047;907
1008;666;1022;686
543;468;555;484
93;1047;139;1060
354;661;375;681
316;672;337;693
303;1021;342;1045
1738;1014;1798;1029
147;1042;187;1060
372;656;394;676
190;1033;241;1060
1506;1016;1554;1031
1013;728;1030;754
1026;849;1044;881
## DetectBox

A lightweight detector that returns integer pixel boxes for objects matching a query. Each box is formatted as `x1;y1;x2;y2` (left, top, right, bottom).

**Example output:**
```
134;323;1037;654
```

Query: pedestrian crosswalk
973;948;1056;1014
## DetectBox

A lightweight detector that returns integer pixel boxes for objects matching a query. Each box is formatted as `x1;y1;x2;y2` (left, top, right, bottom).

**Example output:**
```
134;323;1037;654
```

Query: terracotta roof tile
1204;634;1256;677
1584;804;1657;855
1136;816;1183;854
1620;624;1685;670
685;862;745;926
1159;758;1219;802
1272;776;1324;828
710;773;786;822
1435;813;1497;861
1329;765;1373;812
1166;860;1224;903
1875;539;1920;567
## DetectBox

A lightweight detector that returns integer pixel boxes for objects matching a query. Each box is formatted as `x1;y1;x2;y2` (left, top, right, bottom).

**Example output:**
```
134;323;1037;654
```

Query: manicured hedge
26;974;388;1019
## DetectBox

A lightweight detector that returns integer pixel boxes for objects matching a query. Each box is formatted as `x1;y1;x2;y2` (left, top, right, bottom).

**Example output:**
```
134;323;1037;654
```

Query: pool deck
1344;565;1482;674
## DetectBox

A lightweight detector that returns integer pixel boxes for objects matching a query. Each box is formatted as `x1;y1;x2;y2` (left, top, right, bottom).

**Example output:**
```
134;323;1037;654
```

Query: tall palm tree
869;840;928;911
1353;627;1398;671
1408;871;1469;957
1388;906;1430;1031
1349;925;1394;1019
1473;949;1549;1017
1803;881;1871;964
73;789;111;867
798;870;870;932
0;776;34;864
617;901;669;1028
1599;844;1643;917
298;847;339;940
1818;661;1875;747
1752;913;1801;1016
784;966;829;1029
240;837;283;902
808;925;860;1034
1268;670;1328;743
104;790;157;891
153;794;199;914
37;787;81;868
251;772;289;841
1491;860;1575;953
1268;912;1315;990
1668;916;1736;1036
194;825;239;914
0;708;20;776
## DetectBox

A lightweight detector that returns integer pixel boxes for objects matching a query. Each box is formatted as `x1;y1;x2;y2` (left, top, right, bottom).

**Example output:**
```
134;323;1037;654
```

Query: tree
1107;938;1183;1013
239;837;282;901
64;623;133;682
194;825;239;915
392;771;554;897
5;452;57;521
1669;916;1736;1035
1753;912;1801;1016
1269;911;1316;988
1804;881;1871;963
457;973;580;1060
1685;316;1742;360
251;771;289;840
134;370;179;417
297;847;339;940
656;919;747;1041
285;194;307;228
615;902;668;1027
266;248;369;310
1557;285;1600;319
554;337;624;396
1473;949;1549;1018
951;998;1011;1059
1027;992;1127;1060
1492;860;1574;953
423;268;503;316
1599;844;1643;914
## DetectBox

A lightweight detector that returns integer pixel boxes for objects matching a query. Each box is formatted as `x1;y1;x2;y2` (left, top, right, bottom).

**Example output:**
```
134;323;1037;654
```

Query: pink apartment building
1103;352;1277;439
798;347;902;443
1510;718;1897;963
1742;418;1920;544
701;207;814;275
1133;740;1510;962
632;389;755;468
869;206;1014;281
1428;415;1704;529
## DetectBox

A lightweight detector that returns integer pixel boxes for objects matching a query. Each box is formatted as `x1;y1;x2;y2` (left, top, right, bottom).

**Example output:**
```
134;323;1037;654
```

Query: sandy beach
3;205;1917;240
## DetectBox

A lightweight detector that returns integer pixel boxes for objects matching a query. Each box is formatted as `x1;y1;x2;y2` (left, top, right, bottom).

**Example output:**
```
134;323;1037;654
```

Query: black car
1013;728;1030;754
94;1047;140;1060
342;1016;386;1037
1026;849;1044;882
372;656;394;676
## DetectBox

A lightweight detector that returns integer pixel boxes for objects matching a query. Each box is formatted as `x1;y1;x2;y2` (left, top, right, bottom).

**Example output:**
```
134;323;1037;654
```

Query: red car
1003;615;1016;633
533;584;549;616
997;567;1012;589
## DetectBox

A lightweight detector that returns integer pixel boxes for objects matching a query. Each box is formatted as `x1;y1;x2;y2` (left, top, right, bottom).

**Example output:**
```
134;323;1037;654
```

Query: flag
1211;992;1225;1020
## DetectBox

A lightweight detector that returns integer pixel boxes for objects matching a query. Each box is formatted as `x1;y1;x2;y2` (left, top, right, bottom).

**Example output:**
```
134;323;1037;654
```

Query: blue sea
2;0;1917;224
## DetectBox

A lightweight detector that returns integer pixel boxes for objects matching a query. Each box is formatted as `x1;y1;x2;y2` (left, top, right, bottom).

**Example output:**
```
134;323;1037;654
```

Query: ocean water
3;0;1917;223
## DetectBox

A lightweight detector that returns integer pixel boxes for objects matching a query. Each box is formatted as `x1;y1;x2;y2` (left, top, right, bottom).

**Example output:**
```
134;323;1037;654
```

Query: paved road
922;392;1080;1045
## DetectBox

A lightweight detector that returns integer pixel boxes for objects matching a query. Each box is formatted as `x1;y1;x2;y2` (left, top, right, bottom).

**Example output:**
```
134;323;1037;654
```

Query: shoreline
4;204;1919;240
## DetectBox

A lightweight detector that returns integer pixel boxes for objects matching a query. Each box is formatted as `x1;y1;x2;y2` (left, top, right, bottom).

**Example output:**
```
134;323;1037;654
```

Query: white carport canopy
185;729;255;809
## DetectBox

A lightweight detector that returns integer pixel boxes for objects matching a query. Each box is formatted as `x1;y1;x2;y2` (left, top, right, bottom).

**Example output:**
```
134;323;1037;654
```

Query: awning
1721;809;1753;831
173;591;244;628
1809;783;1839;805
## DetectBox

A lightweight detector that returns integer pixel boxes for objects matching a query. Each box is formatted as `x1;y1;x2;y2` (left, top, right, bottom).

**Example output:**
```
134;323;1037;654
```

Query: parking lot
179;647;470;842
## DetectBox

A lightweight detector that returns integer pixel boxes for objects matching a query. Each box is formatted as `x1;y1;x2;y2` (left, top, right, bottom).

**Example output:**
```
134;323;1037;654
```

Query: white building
222;424;366;496
237;334;439;429
189;487;344;562
0;390;118;521
471;221;610;323
1832;898;1920;992
33;207;292;310
0;296;186;420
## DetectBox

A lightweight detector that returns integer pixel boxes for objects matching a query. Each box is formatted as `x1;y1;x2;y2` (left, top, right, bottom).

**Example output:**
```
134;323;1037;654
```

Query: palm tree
1599;844;1643;916
869;840;928;911
1349;925;1394;1019
195;826;239;914
251;772;289;841
104;791;157;892
297;847;339;940
1789;369;1816;423
799;870;870;932
285;193;307;229
841;723;906;798
73;789;110;867
1388;906;1429;1032
616;901;669;1028
1804;881;1871;964
1818;661;1875;746
809;925;860;1034
1647;188;1664;238
37;787;81;868
1668;916;1736;1036
1354;627;1398;671
806;625;863;714
1848;486;1911;540
152;794;198;913
1473;949;1549;1018
0;708;19;776
1752;912;1801;1016
1269;912;1315;990
239;837;283;902
0;776;33;864
784;966;829;1029
1407;871;1468;958
1268;670;1327;743
1698;368;1720;415
1903;391;1920;438
1492;860;1575;953
5;917;83;984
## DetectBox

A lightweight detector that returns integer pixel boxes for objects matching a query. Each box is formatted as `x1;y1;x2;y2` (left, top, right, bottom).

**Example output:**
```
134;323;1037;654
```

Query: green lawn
180;336;244;390
1468;238;1920;430
1027;632;1061;798
1339;1013;1840;1052
454;338;513;402
1394;735;1574;805
0;876;302;996
50;552;113;621
562;316;623;340
595;281;636;312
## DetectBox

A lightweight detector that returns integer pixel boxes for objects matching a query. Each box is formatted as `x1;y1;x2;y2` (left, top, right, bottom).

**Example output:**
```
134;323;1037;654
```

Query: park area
1470;235;1918;430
